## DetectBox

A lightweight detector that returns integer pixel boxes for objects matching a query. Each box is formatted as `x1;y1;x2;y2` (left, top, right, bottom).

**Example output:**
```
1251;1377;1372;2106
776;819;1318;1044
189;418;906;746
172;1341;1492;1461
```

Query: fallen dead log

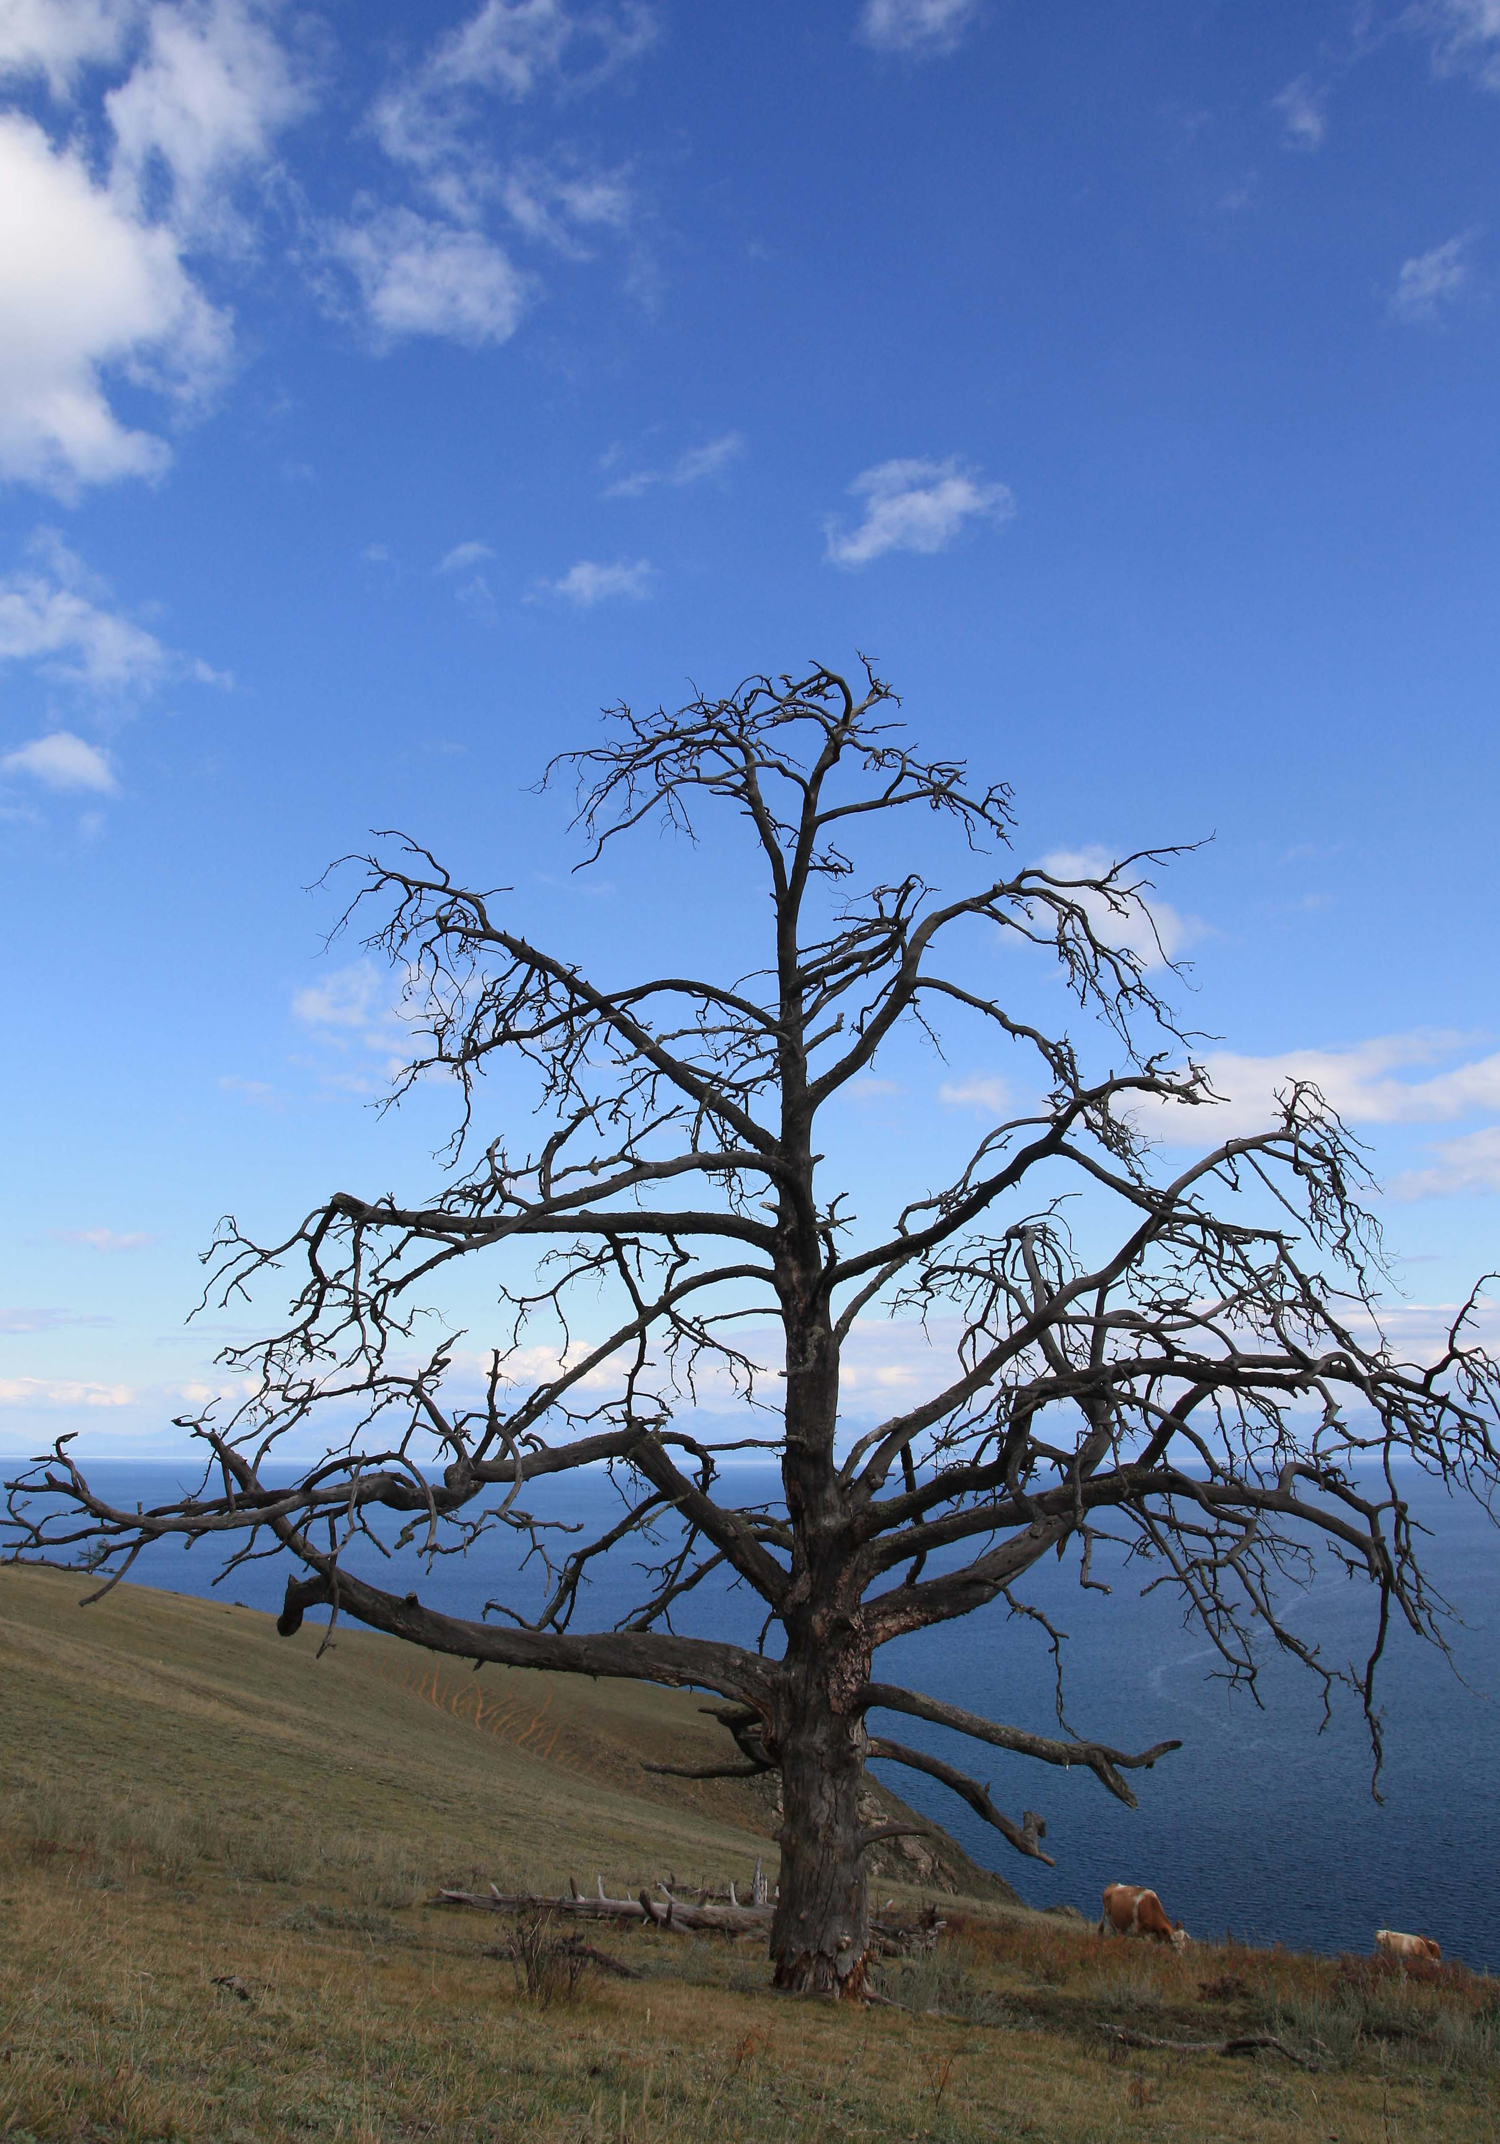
1099;2024;1315;2068
430;1879;944;1953
431;1882;773;1936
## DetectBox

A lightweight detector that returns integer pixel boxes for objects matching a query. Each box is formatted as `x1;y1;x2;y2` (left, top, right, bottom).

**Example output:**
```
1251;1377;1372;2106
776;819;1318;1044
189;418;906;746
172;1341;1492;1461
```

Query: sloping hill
4;1563;1497;2143
0;1560;1004;1899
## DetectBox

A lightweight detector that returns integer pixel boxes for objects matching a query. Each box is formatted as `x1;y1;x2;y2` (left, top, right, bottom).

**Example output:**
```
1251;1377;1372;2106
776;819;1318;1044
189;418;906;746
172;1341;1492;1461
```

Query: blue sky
2;0;1498;1454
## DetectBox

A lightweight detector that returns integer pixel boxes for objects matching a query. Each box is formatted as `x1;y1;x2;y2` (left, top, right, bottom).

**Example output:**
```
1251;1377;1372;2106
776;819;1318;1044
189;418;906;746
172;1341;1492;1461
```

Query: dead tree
8;665;1497;1999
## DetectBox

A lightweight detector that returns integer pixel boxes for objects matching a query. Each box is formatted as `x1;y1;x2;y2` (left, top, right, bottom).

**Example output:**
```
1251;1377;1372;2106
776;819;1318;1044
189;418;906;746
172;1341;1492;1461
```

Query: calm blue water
6;1456;1497;1969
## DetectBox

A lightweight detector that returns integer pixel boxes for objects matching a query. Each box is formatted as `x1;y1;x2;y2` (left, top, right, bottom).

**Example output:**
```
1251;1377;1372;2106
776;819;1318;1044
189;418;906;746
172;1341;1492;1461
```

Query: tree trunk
770;1662;872;1998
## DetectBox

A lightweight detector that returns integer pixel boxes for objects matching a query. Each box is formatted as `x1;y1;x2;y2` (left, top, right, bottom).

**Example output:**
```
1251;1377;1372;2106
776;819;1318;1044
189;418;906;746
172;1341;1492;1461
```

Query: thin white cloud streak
0;1375;134;1406
1393;1126;1500;1199
1;732;117;792
939;1076;1008;1112
0;1305;108;1334
857;0;980;57
1135;1032;1500;1153
605;430;745;499
1390;233;1475;323
824;457;1013;567
1037;846;1201;970
1272;74;1326;149
539;557;652;605
437;539;496;573
51;1227;152;1251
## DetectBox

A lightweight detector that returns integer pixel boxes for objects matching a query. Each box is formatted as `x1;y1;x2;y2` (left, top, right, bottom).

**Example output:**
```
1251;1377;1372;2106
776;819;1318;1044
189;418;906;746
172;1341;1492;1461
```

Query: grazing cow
1098;1883;1190;1950
1375;1929;1441;1964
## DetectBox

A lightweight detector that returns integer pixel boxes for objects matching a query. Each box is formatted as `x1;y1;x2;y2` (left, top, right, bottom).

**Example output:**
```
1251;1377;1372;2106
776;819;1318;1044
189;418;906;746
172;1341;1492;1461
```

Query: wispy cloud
605;431;745;498
435;538;499;621
500;156;633;255
1423;0;1500;89
537;557;653;605
51;1227;153;1252
437;540;495;574
1035;846;1201;972
349;3;653;343
1137;1032;1500;1157
1271;74;1326;149
824;457;1013;567
0;1306;109;1334
2;732;117;793
0;528;223;696
372;0;658;180
1390;233;1476;323
324;207;531;347
1394;1125;1500;1199
857;0;981;57
0;1375;134;1407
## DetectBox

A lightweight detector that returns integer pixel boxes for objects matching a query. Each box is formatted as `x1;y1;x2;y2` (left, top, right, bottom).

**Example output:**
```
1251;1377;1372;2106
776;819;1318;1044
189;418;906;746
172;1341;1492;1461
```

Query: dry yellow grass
3;1561;1498;2142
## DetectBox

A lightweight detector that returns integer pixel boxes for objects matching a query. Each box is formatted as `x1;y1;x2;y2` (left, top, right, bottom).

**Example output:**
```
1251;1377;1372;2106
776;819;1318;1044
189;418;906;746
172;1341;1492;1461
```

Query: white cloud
539;557;652;605
0;528;222;694
1394;1125;1500;1200
51;1227;153;1250
1272;74;1326;150
291;960;414;1073
2;732;117;793
292;960;388;1033
1390;233;1475;324
362;542;391;563
326;207;530;347
104;0;314;247
0;5;315;493
436;540;498;621
1425;0;1500;87
1037;846;1201;970
370;1;654;238
500;156;632;254
437;539;495;573
857;0;980;56
939;1076;1009;1113
0;111;230;493
0;1375;134;1406
1139;1032;1500;1149
824;456;1013;568
218;1073;273;1101
605;430;745;498
0;0;140;94
374;0;657;177
345;7;651;348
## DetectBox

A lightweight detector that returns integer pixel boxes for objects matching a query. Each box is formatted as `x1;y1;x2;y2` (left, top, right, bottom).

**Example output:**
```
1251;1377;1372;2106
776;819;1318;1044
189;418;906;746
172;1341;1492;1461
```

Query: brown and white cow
1098;1883;1190;1950
1375;1929;1442;1964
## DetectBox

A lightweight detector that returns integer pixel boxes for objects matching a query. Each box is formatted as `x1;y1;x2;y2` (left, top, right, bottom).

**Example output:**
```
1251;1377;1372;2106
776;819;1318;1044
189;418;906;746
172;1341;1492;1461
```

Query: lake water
6;1455;1497;1969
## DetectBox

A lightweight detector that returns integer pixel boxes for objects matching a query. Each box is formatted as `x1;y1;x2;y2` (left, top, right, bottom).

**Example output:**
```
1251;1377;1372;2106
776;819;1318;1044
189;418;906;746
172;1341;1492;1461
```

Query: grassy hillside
3;1561;1499;2142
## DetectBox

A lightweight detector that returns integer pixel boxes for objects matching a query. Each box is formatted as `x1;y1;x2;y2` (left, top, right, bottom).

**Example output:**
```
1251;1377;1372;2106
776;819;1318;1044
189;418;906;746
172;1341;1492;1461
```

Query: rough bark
769;1661;874;1997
